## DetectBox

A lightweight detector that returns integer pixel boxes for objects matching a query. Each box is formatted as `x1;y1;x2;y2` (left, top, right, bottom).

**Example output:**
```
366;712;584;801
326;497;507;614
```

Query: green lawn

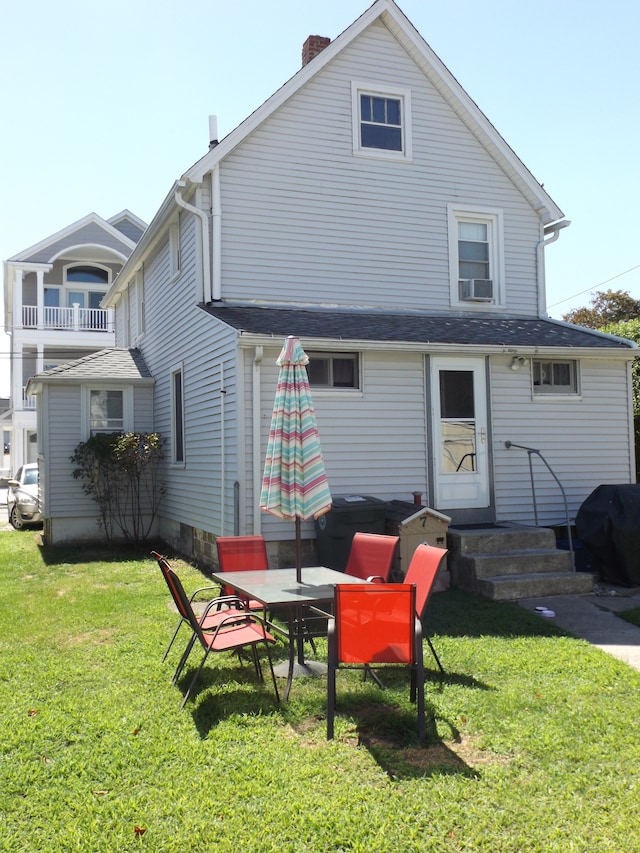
1;531;640;852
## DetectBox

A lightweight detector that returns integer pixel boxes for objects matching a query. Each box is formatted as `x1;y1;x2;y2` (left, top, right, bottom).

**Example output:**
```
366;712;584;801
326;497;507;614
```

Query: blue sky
2;0;638;396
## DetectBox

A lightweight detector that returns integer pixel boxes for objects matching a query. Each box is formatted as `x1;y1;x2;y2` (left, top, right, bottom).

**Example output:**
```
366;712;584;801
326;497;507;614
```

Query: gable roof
107;0;565;306
184;0;563;225
7;212;140;264
26;348;154;395
200;304;636;354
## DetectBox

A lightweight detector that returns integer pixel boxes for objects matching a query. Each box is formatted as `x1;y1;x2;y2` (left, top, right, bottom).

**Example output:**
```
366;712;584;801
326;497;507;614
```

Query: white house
28;1;635;594
3;211;146;473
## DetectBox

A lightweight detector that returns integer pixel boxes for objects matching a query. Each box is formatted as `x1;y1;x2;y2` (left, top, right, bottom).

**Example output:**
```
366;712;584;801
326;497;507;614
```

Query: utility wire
548;263;640;309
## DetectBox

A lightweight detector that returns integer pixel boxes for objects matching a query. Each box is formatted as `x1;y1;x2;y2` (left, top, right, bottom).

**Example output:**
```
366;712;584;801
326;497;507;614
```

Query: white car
7;463;42;529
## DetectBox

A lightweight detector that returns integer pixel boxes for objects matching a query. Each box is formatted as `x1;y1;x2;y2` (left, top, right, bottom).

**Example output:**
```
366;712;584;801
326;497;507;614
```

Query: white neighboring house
3;211;146;474
27;0;636;567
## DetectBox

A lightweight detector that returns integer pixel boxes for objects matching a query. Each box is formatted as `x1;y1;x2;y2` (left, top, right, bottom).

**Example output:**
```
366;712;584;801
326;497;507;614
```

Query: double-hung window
352;82;412;160
448;205;504;308
89;390;124;434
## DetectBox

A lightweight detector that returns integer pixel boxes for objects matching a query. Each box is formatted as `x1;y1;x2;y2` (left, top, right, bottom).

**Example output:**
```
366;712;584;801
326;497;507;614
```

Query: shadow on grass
37;539;162;566
323;695;480;780
427;587;571;639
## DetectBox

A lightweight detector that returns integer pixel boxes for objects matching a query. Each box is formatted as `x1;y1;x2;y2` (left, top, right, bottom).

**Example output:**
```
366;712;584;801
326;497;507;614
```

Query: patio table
209;566;369;700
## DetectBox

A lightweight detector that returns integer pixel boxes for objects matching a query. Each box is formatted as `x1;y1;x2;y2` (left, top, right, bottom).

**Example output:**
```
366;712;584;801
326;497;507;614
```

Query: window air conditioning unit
459;278;494;302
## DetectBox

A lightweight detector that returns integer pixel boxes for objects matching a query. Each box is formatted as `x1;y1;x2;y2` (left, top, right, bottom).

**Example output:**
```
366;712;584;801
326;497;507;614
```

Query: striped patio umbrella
260;336;332;582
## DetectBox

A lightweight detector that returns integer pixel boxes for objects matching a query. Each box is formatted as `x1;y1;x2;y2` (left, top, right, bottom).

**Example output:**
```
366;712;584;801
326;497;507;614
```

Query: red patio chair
403;542;448;672
327;583;426;742
216;535;270;613
151;551;248;664
164;564;280;708
343;532;400;583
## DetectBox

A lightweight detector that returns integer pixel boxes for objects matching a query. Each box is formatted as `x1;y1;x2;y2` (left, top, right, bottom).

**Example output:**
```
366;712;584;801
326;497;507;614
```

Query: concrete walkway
519;582;640;670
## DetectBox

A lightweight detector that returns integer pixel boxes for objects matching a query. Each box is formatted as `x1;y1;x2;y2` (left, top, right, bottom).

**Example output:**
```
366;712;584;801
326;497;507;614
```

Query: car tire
9;505;25;530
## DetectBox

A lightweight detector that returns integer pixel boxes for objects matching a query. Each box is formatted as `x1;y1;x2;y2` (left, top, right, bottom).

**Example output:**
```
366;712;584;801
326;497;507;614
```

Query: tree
70;432;165;542
601;318;640;482
562;289;640;329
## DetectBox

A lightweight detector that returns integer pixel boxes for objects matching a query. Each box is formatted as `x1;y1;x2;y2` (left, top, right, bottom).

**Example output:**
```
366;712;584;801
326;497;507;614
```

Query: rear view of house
28;1;635;594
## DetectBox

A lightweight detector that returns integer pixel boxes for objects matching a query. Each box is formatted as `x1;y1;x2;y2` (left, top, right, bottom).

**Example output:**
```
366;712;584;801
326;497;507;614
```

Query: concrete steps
447;524;593;601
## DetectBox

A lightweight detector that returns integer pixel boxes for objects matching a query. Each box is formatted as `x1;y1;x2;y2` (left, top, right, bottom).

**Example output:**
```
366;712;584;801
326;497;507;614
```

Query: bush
70;432;165;541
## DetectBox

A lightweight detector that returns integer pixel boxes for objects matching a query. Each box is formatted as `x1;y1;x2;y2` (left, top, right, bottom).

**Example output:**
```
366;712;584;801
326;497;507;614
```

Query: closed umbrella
260;336;332;583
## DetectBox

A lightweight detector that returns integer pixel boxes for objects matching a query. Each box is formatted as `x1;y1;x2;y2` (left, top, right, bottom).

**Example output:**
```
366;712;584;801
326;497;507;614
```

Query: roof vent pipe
208;115;218;149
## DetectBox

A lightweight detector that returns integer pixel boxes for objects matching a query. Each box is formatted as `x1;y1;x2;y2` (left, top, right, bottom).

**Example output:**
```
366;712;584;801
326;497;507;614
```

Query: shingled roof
200;305;635;350
34;348;153;382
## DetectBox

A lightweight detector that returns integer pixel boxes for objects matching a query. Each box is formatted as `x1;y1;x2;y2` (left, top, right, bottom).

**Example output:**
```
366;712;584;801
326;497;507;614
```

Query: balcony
21;304;113;333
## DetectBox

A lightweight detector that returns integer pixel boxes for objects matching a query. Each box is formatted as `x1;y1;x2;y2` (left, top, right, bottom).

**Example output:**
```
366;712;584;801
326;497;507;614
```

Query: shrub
70;432;165;541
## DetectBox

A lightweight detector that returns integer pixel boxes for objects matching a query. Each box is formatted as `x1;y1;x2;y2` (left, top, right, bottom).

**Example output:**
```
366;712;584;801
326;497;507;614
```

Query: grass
2;531;640;851
618;606;640;628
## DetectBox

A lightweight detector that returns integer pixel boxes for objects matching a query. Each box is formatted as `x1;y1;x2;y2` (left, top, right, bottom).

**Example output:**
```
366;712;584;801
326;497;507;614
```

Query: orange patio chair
327;583;426;742
343;532;400;583
403;542;448;673
164;563;280;708
151;551;248;664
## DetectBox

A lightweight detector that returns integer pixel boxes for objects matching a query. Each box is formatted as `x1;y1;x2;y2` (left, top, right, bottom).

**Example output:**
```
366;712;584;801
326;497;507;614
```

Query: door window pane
440;371;474;418
439;370;476;473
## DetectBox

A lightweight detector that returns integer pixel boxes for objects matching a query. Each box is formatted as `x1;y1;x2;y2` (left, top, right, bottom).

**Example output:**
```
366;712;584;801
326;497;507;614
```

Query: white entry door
431;356;490;509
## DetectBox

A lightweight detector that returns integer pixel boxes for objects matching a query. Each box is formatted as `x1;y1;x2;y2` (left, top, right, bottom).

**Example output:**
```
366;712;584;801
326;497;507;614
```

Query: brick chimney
302;35;331;66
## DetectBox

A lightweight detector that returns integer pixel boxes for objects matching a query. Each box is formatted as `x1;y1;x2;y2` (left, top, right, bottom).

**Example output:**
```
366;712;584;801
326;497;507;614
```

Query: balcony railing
21;305;113;332
22;387;37;409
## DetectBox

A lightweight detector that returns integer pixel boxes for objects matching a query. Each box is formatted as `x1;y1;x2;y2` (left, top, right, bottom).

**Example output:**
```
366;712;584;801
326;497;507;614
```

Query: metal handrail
504;441;575;571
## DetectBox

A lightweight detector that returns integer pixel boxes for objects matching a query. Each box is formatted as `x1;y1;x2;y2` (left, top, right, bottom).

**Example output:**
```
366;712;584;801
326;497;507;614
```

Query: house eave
236;334;637;360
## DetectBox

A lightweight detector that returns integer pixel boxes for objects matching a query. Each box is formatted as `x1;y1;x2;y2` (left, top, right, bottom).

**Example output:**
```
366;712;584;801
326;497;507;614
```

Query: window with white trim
532;359;578;395
83;386;132;437
90;390;124;433
172;367;185;462
307;353;360;389
448;206;504;308
352;82;411;160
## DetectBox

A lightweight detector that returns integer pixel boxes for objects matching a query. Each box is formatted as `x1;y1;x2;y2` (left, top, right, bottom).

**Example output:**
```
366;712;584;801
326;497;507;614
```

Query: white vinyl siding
219;19;540;315
492;356;634;526
257;349;430;541
135;209;240;537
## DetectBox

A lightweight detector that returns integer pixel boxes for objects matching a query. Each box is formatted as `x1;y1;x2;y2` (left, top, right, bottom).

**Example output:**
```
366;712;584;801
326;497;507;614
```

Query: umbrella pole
295;516;302;584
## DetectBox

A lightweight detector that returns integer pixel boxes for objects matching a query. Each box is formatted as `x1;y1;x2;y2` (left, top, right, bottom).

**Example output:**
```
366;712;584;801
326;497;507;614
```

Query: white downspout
174;181;212;304
253;346;264;534
537;219;571;317
211;166;222;301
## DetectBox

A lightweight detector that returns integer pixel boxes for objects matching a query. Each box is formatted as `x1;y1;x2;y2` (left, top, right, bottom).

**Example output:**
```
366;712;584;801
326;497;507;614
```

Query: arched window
66;265;109;284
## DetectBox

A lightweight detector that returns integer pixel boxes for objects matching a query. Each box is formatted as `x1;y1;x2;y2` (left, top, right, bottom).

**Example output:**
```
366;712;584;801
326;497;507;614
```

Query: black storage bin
575;484;640;586
315;495;388;572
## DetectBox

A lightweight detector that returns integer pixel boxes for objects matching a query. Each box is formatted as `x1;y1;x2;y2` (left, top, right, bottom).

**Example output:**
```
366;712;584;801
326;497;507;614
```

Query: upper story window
352;82;412;160
66;265;109;284
532;360;578;395
448;205;504;309
307;353;360;389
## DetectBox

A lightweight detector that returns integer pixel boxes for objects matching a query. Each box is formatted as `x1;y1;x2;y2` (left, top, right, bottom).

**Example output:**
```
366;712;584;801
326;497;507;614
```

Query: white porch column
13;267;23;330
12;342;24;411
36;269;45;329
